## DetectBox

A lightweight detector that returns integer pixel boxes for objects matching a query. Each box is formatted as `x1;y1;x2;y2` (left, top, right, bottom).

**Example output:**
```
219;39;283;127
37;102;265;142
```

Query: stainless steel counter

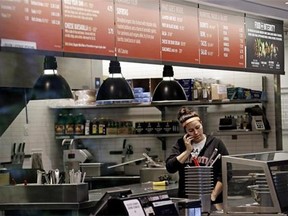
0;182;178;216
84;175;141;190
88;182;178;202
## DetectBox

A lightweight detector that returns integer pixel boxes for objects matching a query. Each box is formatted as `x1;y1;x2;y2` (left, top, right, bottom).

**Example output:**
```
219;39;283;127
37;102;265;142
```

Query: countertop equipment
107;153;177;182
62;139;92;183
222;151;288;215
93;189;179;216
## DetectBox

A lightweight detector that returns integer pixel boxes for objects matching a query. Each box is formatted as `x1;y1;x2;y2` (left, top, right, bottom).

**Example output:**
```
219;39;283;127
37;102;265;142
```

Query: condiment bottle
65;113;75;135
98;118;107;135
74;113;86;135
91;118;99;135
55;113;65;135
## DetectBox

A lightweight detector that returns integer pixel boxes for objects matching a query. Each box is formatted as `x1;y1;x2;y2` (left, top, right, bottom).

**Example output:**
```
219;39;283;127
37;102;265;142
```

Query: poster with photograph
246;15;284;73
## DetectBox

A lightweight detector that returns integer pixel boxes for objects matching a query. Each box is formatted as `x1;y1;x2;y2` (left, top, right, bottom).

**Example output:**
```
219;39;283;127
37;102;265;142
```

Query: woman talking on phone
165;107;230;210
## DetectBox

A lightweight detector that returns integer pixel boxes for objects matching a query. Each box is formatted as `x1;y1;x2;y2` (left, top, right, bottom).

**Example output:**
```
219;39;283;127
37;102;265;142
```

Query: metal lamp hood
31;56;73;100
152;65;187;102
96;60;134;102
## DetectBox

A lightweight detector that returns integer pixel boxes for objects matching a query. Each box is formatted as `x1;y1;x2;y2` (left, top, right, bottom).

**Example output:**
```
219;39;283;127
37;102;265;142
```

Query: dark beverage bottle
65;113;75;135
55;113;65;135
74;113;86;135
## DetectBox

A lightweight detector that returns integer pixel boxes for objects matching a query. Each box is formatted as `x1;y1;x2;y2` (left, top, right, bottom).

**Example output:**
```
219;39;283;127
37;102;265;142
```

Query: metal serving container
222;151;288;215
184;166;213;213
0;183;88;203
79;162;117;177
140;167;178;183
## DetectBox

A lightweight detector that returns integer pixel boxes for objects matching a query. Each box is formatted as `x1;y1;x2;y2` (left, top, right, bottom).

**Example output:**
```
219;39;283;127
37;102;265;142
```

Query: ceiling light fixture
96;60;134;103
152;65;187;102
31;56;73;100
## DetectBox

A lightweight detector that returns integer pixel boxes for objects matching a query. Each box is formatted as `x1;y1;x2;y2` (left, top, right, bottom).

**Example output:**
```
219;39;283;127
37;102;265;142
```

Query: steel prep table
0;182;178;216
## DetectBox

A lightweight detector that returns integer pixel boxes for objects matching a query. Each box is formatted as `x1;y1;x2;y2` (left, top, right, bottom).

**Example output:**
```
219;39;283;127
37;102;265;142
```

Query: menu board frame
160;0;199;65
0;0;285;75
114;0;162;63
245;14;284;74
0;0;63;54
197;5;246;69
62;0;116;59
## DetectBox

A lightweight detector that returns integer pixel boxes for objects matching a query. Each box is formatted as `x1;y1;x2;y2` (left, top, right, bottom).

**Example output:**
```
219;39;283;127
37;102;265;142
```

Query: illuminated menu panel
115;0;161;61
161;1;199;64
62;0;115;56
246;16;284;73
198;8;245;68
0;0;62;51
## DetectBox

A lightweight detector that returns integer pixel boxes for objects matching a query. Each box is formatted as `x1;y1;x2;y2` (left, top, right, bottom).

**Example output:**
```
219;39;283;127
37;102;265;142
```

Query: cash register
91;189;201;216
92;189;178;216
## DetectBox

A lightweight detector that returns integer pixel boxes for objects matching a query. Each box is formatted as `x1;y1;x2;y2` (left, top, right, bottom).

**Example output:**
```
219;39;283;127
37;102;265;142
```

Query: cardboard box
129;78;162;96
135;122;148;134
162;121;179;133
177;79;193;101
211;84;227;100
227;87;253;100
251;90;262;99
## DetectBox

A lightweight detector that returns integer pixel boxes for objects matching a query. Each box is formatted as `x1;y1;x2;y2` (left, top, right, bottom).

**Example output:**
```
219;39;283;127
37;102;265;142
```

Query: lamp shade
152;65;187;102
31;56;73;100
96;61;134;101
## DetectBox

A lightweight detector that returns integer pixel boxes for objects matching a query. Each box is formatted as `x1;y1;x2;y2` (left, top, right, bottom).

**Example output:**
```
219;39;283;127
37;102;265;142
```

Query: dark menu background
63;0;115;56
114;0;161;61
0;0;284;74
0;0;62;51
161;1;199;64
246;15;284;72
198;7;245;68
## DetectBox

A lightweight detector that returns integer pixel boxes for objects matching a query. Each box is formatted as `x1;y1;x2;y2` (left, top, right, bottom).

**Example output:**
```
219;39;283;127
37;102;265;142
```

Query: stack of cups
184;166;213;213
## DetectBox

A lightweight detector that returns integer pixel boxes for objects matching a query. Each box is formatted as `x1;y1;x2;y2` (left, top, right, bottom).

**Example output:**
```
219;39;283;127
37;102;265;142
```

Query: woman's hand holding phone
183;133;193;153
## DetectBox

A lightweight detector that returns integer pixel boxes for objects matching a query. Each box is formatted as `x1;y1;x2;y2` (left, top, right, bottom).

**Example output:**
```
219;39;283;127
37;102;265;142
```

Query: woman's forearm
211;181;223;201
176;150;191;164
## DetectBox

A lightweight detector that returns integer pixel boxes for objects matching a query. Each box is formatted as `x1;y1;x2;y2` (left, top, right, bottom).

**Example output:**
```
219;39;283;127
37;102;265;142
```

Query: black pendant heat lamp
96;60;134;102
152;65;187;102
31;56;73;100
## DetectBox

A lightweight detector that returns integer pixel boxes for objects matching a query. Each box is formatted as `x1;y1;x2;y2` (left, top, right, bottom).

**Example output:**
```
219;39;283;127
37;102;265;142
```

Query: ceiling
187;0;288;34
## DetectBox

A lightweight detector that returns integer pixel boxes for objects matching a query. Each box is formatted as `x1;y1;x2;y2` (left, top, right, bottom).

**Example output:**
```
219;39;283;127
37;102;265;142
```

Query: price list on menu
161;1;199;64
245;16;284;73
198;8;245;68
63;0;115;56
115;0;161;61
0;0;62;51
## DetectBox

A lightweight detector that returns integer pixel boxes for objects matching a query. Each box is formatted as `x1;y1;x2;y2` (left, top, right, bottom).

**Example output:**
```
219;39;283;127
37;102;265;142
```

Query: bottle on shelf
55;113;66;135
65;113;75;135
74;113;86;135
98;118;107;135
90;118;99;135
242;113;250;130
192;79;202;100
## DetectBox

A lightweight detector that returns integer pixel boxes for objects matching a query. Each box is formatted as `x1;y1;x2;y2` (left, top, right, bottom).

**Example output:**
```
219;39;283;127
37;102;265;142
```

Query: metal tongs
142;153;162;167
205;148;221;167
107;153;162;169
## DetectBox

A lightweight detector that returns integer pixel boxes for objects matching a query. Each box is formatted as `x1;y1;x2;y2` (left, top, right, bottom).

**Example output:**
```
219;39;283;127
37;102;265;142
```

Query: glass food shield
221;151;288;215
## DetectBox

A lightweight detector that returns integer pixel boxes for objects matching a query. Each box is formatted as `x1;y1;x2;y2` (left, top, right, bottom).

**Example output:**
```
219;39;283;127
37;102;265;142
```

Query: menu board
115;0;161;61
62;0;115;56
0;0;62;51
198;7;245;68
161;1;199;64
0;1;285;74
246;16;284;73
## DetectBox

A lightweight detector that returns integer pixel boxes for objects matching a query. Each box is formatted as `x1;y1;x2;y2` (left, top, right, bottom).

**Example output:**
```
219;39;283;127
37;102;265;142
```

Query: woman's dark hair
177;107;200;125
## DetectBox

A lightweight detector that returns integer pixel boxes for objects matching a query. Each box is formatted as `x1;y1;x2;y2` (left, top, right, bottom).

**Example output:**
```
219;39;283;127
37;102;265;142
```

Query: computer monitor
91;188;132;216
